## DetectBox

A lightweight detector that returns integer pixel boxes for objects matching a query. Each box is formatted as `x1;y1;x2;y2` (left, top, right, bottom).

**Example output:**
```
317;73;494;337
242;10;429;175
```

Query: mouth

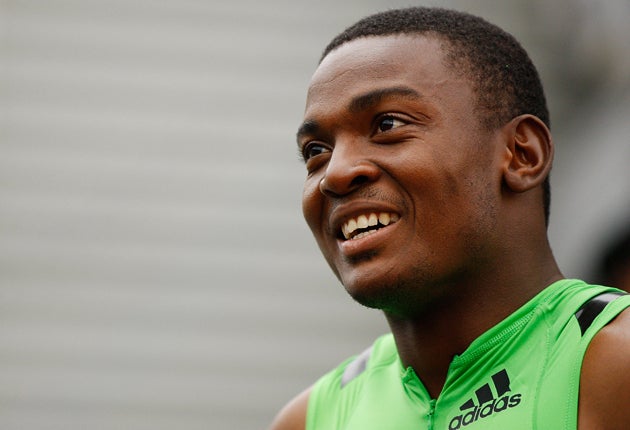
341;212;400;241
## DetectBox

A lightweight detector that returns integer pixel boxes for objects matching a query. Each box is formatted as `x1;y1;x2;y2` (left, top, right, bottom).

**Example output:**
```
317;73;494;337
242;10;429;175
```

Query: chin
343;274;409;312
341;265;447;317
346;286;422;317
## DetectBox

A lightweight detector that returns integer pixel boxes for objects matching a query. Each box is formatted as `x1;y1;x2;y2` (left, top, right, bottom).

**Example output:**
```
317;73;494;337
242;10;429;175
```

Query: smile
341;212;400;240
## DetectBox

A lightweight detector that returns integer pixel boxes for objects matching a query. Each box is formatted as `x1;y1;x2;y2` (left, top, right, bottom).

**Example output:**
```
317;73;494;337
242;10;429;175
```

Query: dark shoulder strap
574;291;626;336
340;346;373;388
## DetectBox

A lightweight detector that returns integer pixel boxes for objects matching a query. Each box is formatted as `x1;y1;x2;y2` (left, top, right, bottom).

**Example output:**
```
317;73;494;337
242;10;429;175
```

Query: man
271;7;630;429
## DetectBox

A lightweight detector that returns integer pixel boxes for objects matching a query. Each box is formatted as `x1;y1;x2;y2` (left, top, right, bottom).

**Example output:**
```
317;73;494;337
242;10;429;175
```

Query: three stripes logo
448;369;522;429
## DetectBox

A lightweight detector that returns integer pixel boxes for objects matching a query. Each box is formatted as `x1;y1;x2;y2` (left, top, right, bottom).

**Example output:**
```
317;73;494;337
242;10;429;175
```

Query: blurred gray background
1;0;629;428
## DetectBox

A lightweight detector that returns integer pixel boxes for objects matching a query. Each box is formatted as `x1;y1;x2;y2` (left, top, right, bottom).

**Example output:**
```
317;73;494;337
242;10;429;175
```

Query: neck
385;249;562;398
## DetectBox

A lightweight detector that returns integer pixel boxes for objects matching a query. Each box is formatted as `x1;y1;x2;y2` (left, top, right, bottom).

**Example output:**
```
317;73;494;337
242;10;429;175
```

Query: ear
502;114;553;193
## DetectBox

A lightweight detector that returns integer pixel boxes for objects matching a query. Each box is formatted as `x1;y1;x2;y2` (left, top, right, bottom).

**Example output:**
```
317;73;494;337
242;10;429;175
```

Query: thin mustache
331;187;403;206
327;187;409;228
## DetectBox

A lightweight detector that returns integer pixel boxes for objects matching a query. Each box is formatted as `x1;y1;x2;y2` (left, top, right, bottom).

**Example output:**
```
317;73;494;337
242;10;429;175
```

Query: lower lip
338;222;399;257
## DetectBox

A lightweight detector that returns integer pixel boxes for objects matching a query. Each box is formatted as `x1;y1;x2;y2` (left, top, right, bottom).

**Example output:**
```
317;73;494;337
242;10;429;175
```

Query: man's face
298;35;505;315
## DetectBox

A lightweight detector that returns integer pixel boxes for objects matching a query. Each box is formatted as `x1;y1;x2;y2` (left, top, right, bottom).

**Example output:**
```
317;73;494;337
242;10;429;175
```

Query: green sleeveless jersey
306;279;630;430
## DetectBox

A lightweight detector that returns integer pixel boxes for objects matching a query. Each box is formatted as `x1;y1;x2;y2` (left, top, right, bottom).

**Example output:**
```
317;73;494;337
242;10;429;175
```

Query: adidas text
448;394;522;429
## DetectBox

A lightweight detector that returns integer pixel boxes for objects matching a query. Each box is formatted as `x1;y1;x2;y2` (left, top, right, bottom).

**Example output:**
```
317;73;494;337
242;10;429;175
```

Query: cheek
301;178;322;232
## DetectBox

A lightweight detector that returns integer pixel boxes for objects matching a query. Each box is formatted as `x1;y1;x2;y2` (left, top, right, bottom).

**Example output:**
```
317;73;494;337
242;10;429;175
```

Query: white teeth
342;219;356;240
357;215;368;229
353;230;378;240
368;213;378;226
341;212;400;240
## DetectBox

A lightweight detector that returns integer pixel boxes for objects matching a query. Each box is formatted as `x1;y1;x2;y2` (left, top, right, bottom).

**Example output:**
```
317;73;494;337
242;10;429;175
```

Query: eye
302;142;330;162
376;115;407;133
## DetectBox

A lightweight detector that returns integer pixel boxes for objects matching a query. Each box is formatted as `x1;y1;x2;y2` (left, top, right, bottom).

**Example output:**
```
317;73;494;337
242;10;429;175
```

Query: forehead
305;34;474;119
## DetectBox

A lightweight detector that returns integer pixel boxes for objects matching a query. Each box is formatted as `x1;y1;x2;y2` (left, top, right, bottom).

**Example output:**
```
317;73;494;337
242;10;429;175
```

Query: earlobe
502;115;553;193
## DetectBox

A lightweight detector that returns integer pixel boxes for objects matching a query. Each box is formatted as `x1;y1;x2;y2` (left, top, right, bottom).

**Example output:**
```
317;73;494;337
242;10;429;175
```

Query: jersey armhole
574;292;626;335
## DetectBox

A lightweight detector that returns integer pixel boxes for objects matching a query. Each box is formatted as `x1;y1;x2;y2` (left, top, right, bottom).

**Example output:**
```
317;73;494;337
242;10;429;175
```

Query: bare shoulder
579;307;630;429
268;387;312;430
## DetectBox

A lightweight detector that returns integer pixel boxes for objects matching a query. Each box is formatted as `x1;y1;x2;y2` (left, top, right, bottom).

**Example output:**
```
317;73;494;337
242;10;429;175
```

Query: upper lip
329;201;401;239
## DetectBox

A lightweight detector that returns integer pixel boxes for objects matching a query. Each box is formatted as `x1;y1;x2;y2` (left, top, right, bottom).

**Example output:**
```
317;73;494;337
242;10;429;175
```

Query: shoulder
268;335;395;430
579;306;630;429
268;387;311;430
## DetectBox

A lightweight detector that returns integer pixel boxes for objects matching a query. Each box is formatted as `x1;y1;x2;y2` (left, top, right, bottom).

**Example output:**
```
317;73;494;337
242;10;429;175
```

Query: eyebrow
348;86;423;113
296;86;423;144
296;119;320;145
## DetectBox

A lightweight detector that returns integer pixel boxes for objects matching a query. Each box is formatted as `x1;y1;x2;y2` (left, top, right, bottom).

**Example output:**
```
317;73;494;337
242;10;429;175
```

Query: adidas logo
448;369;522;430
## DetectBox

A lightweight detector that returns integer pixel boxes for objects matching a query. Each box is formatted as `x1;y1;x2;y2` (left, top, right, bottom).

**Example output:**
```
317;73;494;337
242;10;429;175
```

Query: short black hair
321;7;552;224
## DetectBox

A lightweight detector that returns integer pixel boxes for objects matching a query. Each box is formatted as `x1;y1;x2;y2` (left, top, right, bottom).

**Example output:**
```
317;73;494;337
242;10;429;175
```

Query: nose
319;140;381;197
